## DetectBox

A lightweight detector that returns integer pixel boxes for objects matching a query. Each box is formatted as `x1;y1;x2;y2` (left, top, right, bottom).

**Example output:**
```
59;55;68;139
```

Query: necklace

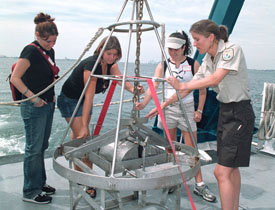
101;60;107;75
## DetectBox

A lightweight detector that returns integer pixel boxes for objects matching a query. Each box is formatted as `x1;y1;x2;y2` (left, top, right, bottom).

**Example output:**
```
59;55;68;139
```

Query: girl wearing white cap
136;30;216;202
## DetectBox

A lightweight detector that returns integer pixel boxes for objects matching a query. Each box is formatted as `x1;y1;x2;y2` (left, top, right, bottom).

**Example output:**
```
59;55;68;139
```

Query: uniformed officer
149;19;255;210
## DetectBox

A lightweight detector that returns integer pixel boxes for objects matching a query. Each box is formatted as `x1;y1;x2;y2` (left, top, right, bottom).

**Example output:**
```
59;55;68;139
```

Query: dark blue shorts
57;92;93;118
217;100;255;167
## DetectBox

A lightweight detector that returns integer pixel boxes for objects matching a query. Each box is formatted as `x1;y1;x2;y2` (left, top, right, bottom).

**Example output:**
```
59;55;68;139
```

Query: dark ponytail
169;30;192;55
190;19;228;42
219;25;228;42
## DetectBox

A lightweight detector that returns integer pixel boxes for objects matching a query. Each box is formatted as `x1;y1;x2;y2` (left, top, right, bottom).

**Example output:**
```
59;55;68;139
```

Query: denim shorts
57;92;93;118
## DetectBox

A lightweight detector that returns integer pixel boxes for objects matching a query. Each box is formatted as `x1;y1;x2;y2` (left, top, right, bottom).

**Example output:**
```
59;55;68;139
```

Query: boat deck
0;147;275;210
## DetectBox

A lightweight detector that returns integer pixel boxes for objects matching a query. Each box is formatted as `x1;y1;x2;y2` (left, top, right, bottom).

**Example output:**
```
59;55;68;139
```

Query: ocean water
0;57;274;156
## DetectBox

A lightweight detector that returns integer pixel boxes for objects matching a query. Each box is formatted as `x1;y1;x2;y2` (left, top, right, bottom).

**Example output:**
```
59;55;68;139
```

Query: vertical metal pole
161;24;165;102
142;136;148;171
161;23;167;138
144;0;199;153
110;0;136;177
59;0;129;146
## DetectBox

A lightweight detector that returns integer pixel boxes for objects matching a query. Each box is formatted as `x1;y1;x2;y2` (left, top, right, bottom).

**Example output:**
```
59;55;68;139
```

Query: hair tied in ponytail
176;29;183;35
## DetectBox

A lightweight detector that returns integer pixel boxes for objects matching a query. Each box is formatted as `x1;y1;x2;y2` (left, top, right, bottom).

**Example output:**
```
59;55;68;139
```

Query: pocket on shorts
219;144;238;166
233;111;255;142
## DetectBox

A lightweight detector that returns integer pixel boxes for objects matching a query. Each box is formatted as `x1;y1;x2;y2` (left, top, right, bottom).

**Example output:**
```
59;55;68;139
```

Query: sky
0;0;274;70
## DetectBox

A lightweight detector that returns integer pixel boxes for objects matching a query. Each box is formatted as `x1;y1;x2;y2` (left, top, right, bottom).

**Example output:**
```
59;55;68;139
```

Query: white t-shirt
164;59;194;104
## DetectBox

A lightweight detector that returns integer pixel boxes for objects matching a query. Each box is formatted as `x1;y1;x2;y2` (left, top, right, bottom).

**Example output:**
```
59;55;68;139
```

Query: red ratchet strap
93;80;118;136
146;79;196;210
29;43;60;81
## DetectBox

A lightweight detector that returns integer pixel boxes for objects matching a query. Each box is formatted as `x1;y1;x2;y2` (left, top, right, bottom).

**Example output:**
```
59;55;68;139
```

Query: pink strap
29;43;60;80
146;79;196;210
93;80;118;136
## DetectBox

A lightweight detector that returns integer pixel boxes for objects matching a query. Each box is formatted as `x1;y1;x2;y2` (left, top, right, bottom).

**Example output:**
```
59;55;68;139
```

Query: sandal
86;187;96;198
168;186;176;194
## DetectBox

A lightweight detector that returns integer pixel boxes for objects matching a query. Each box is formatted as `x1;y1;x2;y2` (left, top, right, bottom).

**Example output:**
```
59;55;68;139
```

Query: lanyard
29;43;60;80
93;80;118;136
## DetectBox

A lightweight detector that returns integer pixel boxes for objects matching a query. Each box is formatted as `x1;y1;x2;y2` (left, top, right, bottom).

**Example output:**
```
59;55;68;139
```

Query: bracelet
197;109;203;114
23;88;29;95
33;97;40;104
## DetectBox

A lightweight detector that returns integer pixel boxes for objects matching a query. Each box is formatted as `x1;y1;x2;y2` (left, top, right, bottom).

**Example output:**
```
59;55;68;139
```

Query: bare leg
65;116;96;197
182;131;203;183
166;128;177;153
232;168;241;210
214;164;240;210
166;128;178;194
183;130;216;202
65;116;93;170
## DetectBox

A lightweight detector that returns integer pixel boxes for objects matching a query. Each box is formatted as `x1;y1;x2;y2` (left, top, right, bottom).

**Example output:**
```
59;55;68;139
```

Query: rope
0;27;104;106
93;91;162;107
257;83;275;140
0;89;163;108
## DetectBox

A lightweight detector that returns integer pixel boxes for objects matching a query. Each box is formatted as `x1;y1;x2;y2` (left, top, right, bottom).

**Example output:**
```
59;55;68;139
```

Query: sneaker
42;184;56;195
22;192;52;204
194;184;216;202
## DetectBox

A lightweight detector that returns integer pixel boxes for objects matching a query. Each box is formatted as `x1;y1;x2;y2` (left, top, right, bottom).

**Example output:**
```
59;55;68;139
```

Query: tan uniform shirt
193;40;251;103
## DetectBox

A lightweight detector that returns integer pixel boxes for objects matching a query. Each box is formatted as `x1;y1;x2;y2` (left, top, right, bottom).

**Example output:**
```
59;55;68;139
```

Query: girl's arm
167;67;230;91
10;58;30;94
10;58;46;106
193;60;206;122
136;62;163;110
110;63;145;94
78;69;97;139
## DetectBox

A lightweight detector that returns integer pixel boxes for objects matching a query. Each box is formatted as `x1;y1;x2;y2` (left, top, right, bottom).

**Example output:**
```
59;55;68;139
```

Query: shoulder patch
222;48;234;61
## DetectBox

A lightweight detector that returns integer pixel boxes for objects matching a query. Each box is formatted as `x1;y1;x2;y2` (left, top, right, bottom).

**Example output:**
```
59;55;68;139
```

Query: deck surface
0;148;275;210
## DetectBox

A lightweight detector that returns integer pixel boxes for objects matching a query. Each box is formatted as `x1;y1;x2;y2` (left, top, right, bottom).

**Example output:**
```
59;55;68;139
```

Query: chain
131;0;144;119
